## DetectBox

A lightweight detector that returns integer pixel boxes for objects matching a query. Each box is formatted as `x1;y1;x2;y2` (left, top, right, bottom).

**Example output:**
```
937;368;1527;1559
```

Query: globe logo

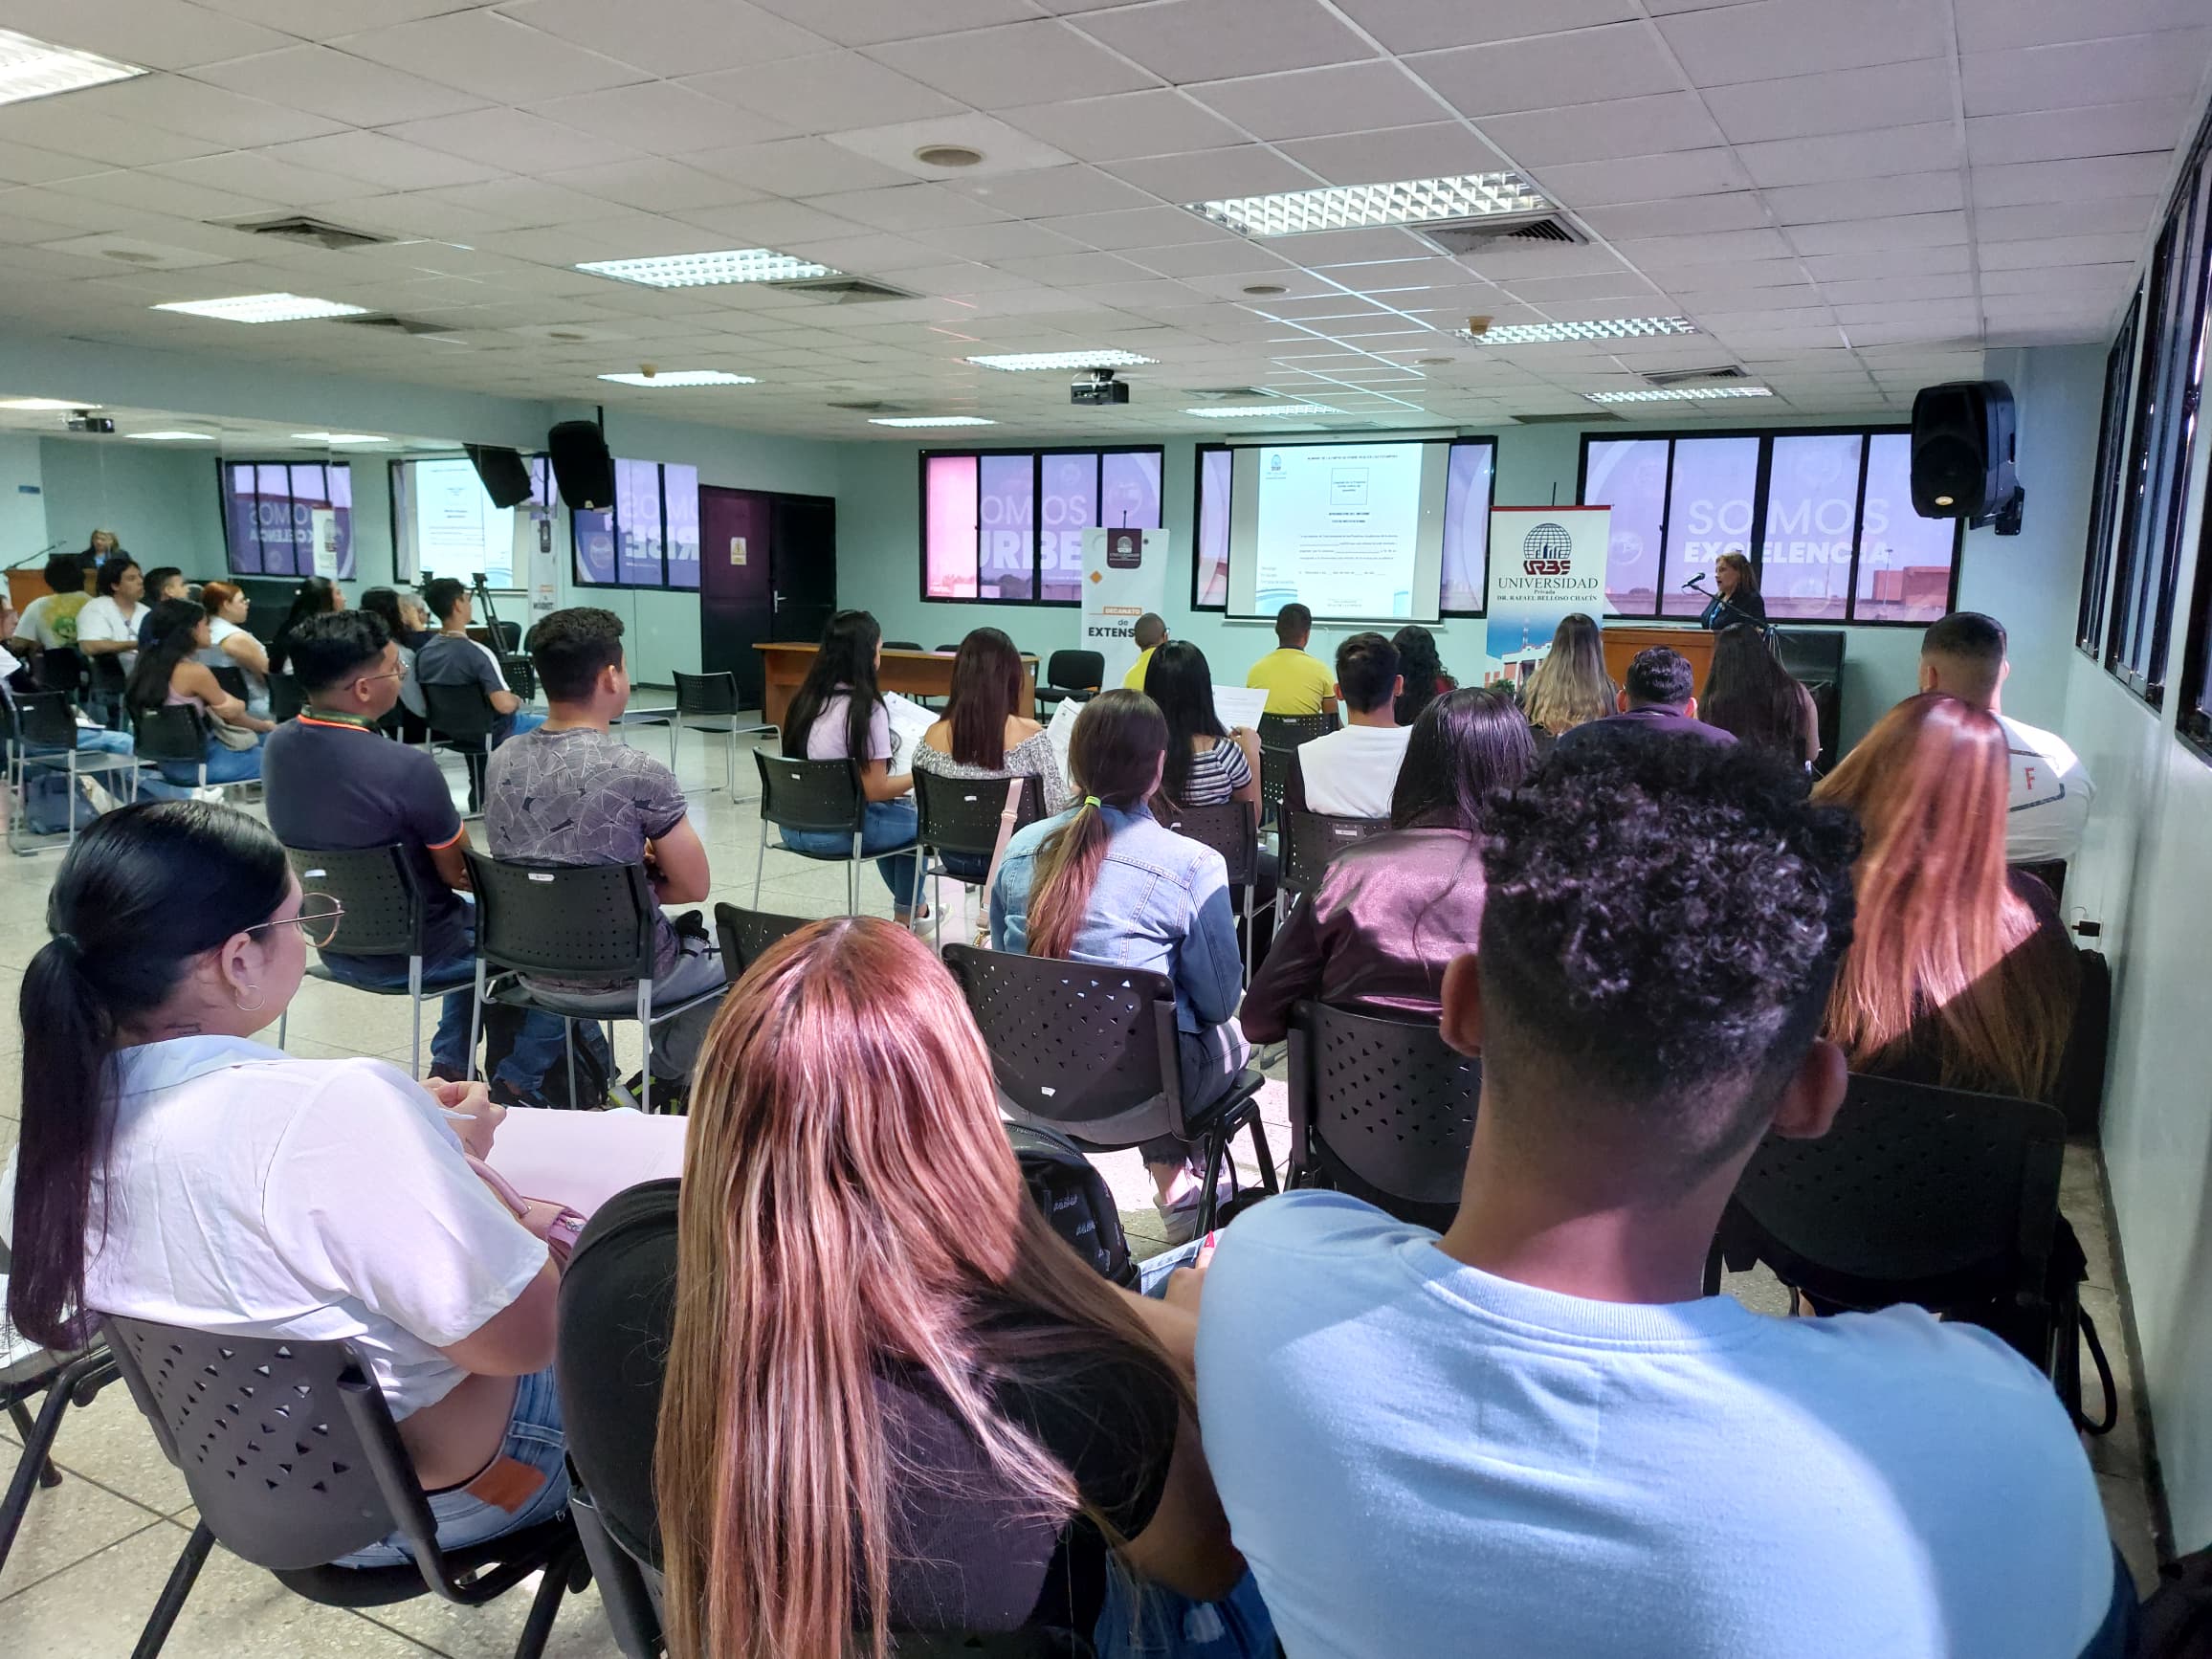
1521;521;1574;576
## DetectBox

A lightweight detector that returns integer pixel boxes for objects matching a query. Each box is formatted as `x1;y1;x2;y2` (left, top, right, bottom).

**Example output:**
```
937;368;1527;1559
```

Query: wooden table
756;643;1036;731
1602;624;1717;696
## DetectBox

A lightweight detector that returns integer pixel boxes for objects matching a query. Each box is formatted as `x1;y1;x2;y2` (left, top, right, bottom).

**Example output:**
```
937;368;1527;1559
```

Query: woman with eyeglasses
2;801;573;1568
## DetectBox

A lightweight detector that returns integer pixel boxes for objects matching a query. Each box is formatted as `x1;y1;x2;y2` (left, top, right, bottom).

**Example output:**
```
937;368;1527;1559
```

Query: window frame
1575;422;1964;627
2079;293;2144;658
216;456;357;581
570;458;698;591
917;444;1165;608
1186;434;1499;616
2176;476;2212;762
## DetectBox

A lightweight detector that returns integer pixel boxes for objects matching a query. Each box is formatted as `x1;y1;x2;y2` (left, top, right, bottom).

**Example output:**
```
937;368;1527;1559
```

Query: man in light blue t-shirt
1196;731;2128;1659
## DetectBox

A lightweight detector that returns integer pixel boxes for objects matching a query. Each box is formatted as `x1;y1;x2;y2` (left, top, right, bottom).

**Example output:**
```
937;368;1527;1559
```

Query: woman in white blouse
196;582;272;717
913;626;1072;880
3;801;568;1567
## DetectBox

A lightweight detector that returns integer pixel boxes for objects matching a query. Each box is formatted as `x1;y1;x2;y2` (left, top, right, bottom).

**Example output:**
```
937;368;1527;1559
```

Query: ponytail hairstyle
1025;689;1168;959
782;608;885;762
125;597;210;714
9;802;292;1349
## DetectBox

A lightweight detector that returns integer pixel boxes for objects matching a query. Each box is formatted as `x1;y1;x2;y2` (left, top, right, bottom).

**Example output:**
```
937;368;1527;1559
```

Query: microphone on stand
1681;573;1709;592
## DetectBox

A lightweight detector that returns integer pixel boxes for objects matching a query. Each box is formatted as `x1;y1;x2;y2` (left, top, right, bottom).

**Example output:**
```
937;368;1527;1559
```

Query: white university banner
1482;507;1611;689
1079;526;1169;691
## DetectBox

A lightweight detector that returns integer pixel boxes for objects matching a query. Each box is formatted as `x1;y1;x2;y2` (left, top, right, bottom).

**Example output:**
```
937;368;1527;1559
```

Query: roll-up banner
1080;526;1168;690
1482;507;1610;689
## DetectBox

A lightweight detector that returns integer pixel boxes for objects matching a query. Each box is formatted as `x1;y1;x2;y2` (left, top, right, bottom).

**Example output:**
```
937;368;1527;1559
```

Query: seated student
1245;602;1338;717
1390;623;1455;727
134;567;187;648
1556;643;1735;750
1122;611;1168;690
3;803;568;1569
780;608;923;922
1194;736;2126;1659
14;554;92;656
585;918;1271;1659
1148;639;1275;962
261;611;573;1099
125;598;273;787
1288;631;1412;819
1703;622;1821;767
1240;685;1533;1044
77;556;147;718
485;608;722;1091
1517;610;1614;741
1813;692;2084;1107
263;573;343;675
196;581;272;719
358;586;428;737
415;576;539;747
913;626;1071;882
1919;610;2094;865
994;691;1248;1242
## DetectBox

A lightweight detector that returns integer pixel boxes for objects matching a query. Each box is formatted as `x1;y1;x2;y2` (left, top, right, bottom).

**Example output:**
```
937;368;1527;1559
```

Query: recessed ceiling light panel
153;293;370;323
129;431;217;441
0;397;100;411
869;415;997;428
966;350;1158;371
0;27;145;108
1462;317;1699;345
1190;172;1550;238
1585;386;1774;404
576;249;837;289
596;370;759;387
1183;403;1339;419
291;432;387;443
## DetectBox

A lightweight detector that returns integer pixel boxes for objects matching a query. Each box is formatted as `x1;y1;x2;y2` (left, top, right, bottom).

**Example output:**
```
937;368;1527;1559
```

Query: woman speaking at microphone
1697;550;1767;629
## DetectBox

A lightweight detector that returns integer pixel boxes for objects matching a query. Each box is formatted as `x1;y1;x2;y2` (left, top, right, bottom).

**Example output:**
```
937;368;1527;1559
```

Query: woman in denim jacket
991;689;1249;1242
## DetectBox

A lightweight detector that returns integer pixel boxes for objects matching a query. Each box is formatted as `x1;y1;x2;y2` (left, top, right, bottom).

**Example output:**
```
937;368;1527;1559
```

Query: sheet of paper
1213;684;1269;733
483;1105;688;1217
0;647;21;681
1046;695;1084;788
881;690;939;777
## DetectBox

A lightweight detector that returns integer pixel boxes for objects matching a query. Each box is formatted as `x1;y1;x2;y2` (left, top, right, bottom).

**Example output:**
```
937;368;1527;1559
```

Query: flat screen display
1225;440;1451;622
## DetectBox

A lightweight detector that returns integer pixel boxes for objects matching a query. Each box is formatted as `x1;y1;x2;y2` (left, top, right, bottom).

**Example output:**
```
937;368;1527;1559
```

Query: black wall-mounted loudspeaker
464;444;533;509
1911;380;2018;520
546;420;614;511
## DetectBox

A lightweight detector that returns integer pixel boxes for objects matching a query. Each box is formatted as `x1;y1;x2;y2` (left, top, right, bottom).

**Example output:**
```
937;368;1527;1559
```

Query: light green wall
36;437;226;576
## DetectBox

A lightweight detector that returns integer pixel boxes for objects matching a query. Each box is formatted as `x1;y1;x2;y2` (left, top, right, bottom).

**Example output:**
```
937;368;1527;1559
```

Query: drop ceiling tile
801;183;1009;232
1975;153;2175;207
1981;262;2138;295
191;49;495;127
381;108;645;173
1978;197;2163;242
0;141;108;187
530;83;791;156
261;131;509;192
992;249;1157;284
1799;245;1971;281
4;0;297;70
1815;273;1975;303
670;200;869;243
495;0;832;75
64;166;277;221
1997;41;2212;122
1524;148;1752;208
868;19;1158;106
1075;0;1378;84
1954;0;2209;50
1658;0;1946;84
1610;227;1797;268
1964;100;2192;166
1032;205;1228;250
1496;272;1666;303
906;220;1087;261
546;159;764;213
1735;123;1961;188
742;0;1032;47
1412;24;1685;121
686;52;965;132
1705;58;1954;144
1978;232;2149;271
405;176;625;228
336;11;652;102
1104;146;1316;201
1580;192;1772;239
0;110;223;168
1123;238;1297;277
946;164;1159;216
1479;93;1726;166
999;90;1246;164
683;137;915;196
1763;170;1965;225
1785;210;1968;255
1189;61;1445;140
56;76;349;150
1279;124;1496;188
1330;0;1637;54
474;215;735;263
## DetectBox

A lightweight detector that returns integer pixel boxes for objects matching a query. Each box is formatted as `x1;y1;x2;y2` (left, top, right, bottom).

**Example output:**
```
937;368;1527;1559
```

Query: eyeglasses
245;893;345;949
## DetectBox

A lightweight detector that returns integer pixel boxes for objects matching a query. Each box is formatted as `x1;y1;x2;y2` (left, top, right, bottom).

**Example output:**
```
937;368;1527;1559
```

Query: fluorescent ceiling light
1585;386;1775;404
129;431;216;441
1183;404;1339;419
596;370;758;387
0;397;99;411
869;415;997;428
152;293;370;323
1191;172;1548;239
1464;317;1698;345
966;350;1157;371
576;248;837;289
292;431;387;443
0;27;144;108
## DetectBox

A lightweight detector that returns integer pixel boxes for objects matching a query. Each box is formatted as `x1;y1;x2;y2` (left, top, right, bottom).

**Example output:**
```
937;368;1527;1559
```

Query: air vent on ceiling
233;215;394;252
1642;364;1748;387
768;276;918;303
1515;409;1617;425
1418;212;1585;258
335;314;458;337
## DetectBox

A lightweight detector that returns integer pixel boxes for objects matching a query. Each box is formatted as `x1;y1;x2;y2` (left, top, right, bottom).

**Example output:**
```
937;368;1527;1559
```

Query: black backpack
1006;1123;1138;1290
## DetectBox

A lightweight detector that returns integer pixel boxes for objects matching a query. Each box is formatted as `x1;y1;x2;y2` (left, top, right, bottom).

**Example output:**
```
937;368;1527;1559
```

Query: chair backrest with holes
464;852;658;981
1280;807;1391;896
1044;650;1103;693
132;703;208;765
423;682;495;743
284;844;424;960
268;672;306;725
916;770;1041;859
103;1316;420;1571
12;689;80;750
1289;1002;1478;1230
755;751;865;834
34;645;85;698
210;664;251;704
940;945;1183;1146
673;670;739;718
1149;800;1257;887
713;902;813;979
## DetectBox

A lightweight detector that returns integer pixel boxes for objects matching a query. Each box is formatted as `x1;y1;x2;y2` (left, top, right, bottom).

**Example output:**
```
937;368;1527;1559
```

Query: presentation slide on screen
398;456;516;586
1226;440;1449;621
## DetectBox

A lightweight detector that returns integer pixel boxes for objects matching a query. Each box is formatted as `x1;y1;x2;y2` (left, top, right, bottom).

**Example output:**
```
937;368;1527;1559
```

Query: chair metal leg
1196;1134;1230;1236
564;1019;577;1112
130;1520;215;1659
637;978;653;1116
1243;878;1256;986
669;709;681;768
723;724;736;796
466;961;488;1083
276;1008;288;1052
513;1537;586;1659
408;954;425;1078
752;821;767;906
0;1382;76;1575
4;1397;60;1489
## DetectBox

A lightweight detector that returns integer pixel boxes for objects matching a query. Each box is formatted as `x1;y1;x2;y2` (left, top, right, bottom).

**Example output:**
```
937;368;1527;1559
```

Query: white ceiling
0;0;2206;442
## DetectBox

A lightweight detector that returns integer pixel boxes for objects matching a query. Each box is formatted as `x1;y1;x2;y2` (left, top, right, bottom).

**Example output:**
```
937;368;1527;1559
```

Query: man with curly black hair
1193;734;2122;1658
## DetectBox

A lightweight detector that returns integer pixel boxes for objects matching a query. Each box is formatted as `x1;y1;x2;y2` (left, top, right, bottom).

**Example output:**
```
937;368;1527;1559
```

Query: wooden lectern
1602;625;1716;695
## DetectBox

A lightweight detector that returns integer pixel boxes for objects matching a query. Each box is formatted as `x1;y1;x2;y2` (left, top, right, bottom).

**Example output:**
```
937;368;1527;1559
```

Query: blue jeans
783;799;921;906
333;1367;569;1569
320;934;592;1092
157;735;262;786
494;708;545;746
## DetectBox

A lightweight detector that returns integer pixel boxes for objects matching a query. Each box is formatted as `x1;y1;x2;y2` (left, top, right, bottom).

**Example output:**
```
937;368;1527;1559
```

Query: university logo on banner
1482;507;1610;689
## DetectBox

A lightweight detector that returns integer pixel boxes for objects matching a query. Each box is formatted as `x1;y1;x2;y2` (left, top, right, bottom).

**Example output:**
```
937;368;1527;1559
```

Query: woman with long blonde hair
1520;611;1615;737
1813;693;2080;1102
656;918;1269;1659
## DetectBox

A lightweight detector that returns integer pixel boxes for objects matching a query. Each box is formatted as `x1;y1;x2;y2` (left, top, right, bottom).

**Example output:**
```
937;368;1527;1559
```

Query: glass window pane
1037;452;1095;604
616;457;663;586
1855;433;1956;622
1441;440;1493;611
979;453;1036;601
1582;438;1669;616
1664;437;1761;617
923;454;979;599
664;463;699;590
1761;433;1862;621
223;464;264;576
1195;448;1231;608
1100;451;1162;530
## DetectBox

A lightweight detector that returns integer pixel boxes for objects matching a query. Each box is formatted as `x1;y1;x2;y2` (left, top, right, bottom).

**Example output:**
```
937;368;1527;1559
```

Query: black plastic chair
33;644;85;699
1151;799;1264;984
913;769;1045;926
268;671;307;725
713;901;813;978
1033;650;1104;717
1709;1073;2110;1427
276;844;473;1077
670;669;768;797
463;852;727;1115
87;651;129;725
132;702;248;799
1256;712;1337;821
941;946;1276;1236
752;751;924;918
5;688;139;852
423;682;496;811
102;1316;586;1659
933;643;962;653
1287;1002;1479;1231
209;663;251;704
0;1232;122;1582
568;1478;664;1659
1278;807;1390;899
884;639;924;652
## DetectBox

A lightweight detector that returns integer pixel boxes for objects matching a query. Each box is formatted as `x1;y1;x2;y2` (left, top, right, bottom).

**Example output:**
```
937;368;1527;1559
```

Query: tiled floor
0;719;2166;1654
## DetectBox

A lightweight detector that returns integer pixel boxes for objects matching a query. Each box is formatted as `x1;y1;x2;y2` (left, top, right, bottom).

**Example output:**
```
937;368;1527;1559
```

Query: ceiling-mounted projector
1071;368;1129;407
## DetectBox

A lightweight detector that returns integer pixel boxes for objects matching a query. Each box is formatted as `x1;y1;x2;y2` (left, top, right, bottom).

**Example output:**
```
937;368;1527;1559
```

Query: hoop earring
233;984;265;1014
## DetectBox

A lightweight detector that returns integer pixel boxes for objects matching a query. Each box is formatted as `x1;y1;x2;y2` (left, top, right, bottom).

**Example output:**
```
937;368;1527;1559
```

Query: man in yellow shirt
1246;603;1338;716
1122;612;1168;690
